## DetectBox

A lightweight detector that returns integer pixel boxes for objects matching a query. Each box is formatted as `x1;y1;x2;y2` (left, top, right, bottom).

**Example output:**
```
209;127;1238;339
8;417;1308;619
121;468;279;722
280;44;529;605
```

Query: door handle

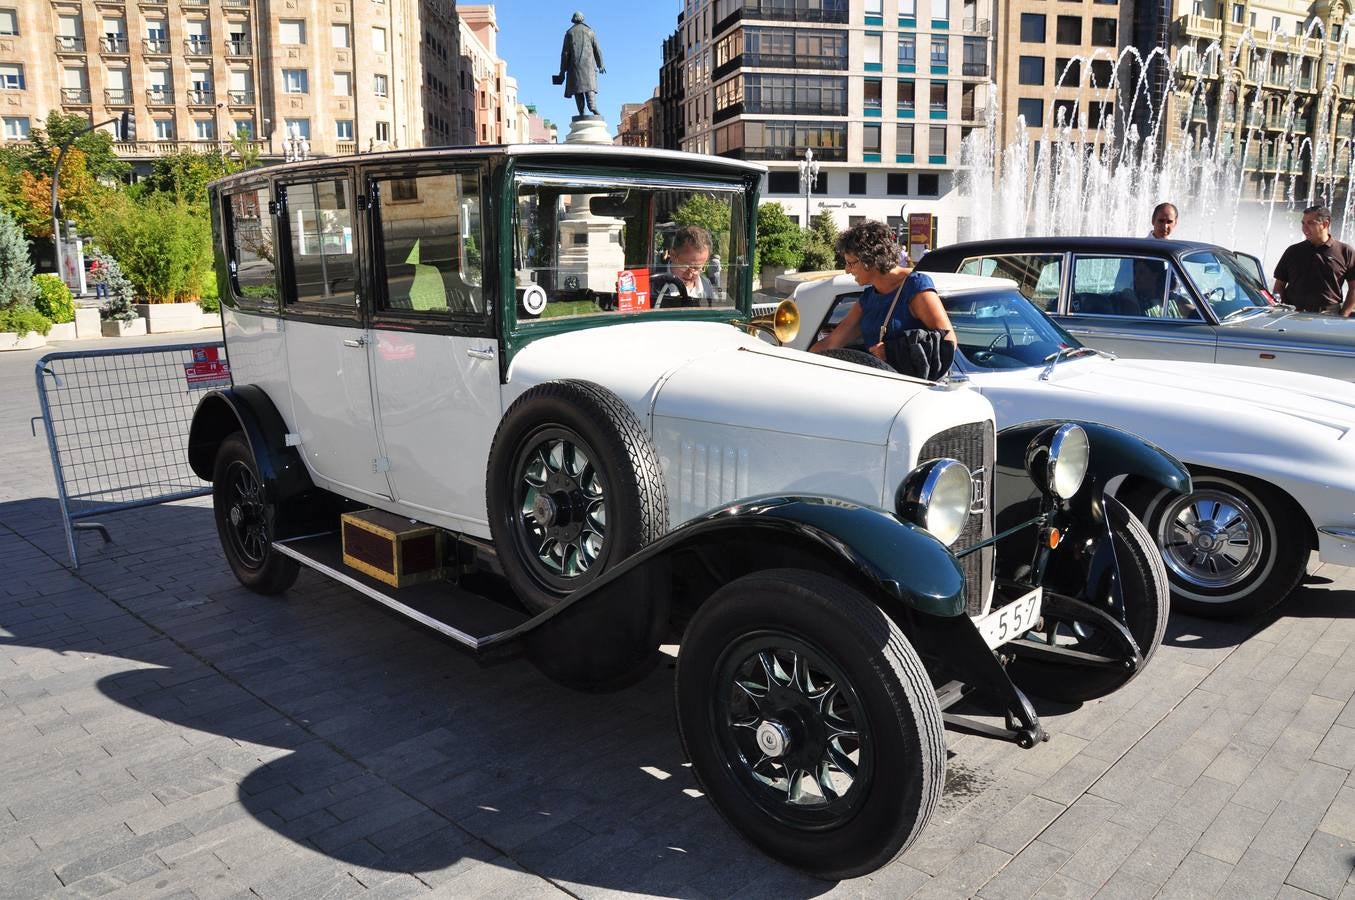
343;336;367;348
466;346;495;360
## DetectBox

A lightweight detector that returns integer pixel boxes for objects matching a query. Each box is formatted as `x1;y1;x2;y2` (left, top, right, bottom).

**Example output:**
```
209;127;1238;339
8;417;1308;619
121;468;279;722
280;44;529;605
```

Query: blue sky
491;1;684;132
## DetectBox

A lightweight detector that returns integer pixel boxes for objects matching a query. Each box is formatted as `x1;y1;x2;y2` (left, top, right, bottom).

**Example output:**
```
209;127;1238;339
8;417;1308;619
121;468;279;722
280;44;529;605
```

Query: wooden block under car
341;509;442;588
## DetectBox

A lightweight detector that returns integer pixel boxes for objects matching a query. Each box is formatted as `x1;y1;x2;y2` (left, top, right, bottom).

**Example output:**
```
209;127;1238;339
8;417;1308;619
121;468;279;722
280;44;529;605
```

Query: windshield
1179;249;1270;319
946;289;1083;369
512;174;747;322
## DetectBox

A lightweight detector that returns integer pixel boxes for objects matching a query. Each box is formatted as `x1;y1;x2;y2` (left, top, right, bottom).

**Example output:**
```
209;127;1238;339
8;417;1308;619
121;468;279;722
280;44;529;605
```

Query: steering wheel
649;273;690;309
1204;286;1227;305
985;330;1013;352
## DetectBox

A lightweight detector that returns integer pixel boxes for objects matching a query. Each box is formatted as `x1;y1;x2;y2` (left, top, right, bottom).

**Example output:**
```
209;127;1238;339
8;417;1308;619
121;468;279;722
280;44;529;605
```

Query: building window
887;172;909;194
282;69;308;94
1056;16;1081;44
332;24;350;47
1053;98;1078;125
336;119;353;139
1091;18;1116;46
371;26;387;52
373;74;388;97
285;118;310;139
929;125;946;157
194;119;215;140
767;171;799;193
154;119;174;140
1089;59;1114;86
899;79;916;111
864;32;882;66
930;36;948;67
375;121;389;142
895;126;913;156
865;0;882;13
334;72;352;96
899;0;916;15
849;171;867;194
2;116;28;139
917;173;939;195
899;34;916;66
1055;58;1081;85
235;119;254;137
111;111;130;139
0;64;23;90
1020;14;1046;42
280;20;306;44
1017;98;1043;127
1270;16;1281;31
864;78;882;109
863;123;881;153
934;0;950;19
0;9;16;36
930;81;947;113
1019;56;1044;85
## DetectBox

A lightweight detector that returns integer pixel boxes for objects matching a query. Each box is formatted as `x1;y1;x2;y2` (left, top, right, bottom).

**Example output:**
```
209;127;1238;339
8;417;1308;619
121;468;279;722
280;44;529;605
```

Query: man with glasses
1272;205;1355;315
655;225;717;307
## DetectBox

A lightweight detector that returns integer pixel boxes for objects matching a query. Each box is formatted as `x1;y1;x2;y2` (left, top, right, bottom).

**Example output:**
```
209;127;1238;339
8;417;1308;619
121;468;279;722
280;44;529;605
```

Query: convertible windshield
1178;249;1270;320
512;174;747;322
946;289;1083;370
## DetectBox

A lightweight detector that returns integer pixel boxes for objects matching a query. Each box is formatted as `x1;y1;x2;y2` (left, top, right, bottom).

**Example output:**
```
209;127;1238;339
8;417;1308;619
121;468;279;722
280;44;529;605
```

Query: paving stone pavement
3;342;1355;898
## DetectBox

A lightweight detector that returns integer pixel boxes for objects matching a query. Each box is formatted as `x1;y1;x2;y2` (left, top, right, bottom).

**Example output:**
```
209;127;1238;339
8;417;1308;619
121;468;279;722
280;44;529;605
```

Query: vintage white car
786;272;1355;618
188;146;1187;879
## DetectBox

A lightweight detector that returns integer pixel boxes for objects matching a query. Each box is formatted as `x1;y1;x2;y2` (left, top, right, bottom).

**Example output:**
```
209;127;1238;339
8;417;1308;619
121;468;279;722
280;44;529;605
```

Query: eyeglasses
672;257;708;272
843;257;861;270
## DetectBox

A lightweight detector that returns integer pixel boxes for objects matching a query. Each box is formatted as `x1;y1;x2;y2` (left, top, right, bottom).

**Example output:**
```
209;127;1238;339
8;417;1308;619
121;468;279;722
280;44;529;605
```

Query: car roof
924;236;1225;260
209;144;766;191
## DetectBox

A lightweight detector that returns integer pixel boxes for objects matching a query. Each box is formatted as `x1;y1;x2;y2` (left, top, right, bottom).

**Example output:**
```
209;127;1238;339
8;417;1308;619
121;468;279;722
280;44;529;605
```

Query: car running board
272;533;530;654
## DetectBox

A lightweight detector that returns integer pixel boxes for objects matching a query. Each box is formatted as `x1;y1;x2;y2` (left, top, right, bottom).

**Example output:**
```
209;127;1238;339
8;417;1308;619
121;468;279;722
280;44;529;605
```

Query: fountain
959;22;1355;270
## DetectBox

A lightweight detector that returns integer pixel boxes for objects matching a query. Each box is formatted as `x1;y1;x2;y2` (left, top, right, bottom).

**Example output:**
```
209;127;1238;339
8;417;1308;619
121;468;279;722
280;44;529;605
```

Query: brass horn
746;298;800;345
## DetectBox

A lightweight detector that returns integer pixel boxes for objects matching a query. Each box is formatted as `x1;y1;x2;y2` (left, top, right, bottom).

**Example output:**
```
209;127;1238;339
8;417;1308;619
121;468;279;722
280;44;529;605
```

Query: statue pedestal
558;115;623;293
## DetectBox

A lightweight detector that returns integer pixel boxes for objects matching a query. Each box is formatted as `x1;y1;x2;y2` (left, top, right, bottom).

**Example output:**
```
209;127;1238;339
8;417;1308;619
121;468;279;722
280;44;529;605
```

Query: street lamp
798;147;820;228
282;124;310;162
51;110;129;290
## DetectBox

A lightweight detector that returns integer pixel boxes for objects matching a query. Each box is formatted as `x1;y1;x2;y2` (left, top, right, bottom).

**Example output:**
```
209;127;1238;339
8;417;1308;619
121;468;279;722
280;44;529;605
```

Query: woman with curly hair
810;220;955;363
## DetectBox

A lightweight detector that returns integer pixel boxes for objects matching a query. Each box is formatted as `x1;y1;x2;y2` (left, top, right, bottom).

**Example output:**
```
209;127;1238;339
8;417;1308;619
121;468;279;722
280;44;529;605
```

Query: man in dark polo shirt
1272;205;1355;314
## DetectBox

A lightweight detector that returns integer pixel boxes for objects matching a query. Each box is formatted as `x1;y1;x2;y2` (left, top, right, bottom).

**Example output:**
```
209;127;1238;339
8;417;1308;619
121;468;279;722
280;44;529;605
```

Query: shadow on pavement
0;498;835;896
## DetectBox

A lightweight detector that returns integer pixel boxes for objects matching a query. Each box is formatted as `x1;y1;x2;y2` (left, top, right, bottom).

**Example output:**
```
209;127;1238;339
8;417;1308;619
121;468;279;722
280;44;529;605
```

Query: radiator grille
918;421;995;617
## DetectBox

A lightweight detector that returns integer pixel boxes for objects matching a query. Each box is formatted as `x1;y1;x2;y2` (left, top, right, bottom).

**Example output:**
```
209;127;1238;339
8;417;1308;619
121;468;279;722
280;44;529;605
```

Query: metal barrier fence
34;342;230;567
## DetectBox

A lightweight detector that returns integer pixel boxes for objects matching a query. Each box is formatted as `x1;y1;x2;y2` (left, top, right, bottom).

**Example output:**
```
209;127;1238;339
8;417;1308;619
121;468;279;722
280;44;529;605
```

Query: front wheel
675;569;945;880
1127;471;1308;618
212;432;299;595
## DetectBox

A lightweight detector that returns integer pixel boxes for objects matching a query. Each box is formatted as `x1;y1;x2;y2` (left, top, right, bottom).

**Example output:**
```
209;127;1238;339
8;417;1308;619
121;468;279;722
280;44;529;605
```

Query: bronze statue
556;11;605;118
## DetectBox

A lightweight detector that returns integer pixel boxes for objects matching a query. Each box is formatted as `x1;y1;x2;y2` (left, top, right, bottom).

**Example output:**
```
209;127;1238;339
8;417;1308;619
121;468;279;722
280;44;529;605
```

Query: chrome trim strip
1219;340;1353;357
272;539;491;649
1318;526;1355;540
1062;328;1217;347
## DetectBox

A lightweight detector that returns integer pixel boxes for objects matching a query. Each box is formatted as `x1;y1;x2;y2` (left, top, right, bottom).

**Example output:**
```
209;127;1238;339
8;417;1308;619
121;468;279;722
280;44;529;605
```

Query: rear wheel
212;432;299;595
676;569;944;880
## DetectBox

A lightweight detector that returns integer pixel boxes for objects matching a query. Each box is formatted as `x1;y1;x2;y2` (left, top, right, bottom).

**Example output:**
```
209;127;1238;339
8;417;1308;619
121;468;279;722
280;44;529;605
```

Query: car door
366;165;501;537
1056;254;1217;362
278;172;393;501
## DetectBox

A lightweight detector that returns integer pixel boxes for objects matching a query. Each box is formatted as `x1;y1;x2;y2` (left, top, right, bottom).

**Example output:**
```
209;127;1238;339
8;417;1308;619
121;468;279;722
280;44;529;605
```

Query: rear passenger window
960;254;1062;311
374;170;484;316
283;178;357;305
224;186;278;310
1071;255;1168;317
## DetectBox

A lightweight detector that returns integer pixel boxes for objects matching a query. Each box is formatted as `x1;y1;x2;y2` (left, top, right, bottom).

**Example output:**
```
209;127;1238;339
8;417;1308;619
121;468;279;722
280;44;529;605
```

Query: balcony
61;88;91;105
740;3;848;23
227;90;255;105
336;140;356;155
100;36;129;53
962;62;988;77
184;39;211;56
740;145;847;161
225;40;252;56
145;88;174;105
186;89;215;106
55;35;86;53
222;0;250;6
104;88;132;105
1175;14;1222;39
181;0;208;5
744;52;848;70
143;38;171;55
959;18;990;34
960;102;980;123
712;55;741;80
112;139;264;157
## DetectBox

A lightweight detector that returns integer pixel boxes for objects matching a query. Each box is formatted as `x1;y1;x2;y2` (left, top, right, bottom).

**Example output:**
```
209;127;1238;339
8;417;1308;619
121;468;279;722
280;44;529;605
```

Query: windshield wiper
1222;306;1265;322
1039;346;1101;380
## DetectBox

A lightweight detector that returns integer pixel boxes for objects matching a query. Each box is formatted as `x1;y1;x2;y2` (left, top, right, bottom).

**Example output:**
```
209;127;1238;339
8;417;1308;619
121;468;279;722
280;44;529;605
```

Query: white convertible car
785;273;1355;618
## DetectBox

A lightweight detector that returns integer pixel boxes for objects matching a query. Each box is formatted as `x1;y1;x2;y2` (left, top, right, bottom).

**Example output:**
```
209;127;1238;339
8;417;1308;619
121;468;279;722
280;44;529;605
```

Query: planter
101;317;147;337
759;265;795;293
47;322;78;342
75;307;102;339
134;302;203;334
198;309;223;330
0;331;48;351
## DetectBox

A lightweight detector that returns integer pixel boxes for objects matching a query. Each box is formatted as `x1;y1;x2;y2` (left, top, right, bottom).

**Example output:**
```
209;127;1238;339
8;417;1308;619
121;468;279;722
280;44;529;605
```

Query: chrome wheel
1156;487;1264;590
512;428;608;586
715;635;871;829
224;460;268;568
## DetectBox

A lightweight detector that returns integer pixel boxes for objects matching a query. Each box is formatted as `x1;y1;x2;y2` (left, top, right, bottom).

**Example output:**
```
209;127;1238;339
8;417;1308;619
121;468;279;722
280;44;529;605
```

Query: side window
282;178;357;305
1070;255;1168;317
977;254;1063;312
224;186;278;311
1152;270;1202;320
374;170;484;316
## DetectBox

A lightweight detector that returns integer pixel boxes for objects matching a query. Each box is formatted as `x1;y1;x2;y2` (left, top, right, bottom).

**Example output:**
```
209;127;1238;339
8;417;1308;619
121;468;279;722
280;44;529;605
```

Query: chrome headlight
1025;423;1090;500
896;458;972;546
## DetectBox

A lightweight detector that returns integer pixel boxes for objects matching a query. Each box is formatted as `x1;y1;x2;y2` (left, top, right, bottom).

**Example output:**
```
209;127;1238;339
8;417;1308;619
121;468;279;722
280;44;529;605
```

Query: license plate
977;587;1042;649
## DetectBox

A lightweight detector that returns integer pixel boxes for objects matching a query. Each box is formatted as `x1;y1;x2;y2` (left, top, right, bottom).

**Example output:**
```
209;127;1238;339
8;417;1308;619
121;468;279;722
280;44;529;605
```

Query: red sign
616;269;651;313
184;345;231;389
909;213;933;248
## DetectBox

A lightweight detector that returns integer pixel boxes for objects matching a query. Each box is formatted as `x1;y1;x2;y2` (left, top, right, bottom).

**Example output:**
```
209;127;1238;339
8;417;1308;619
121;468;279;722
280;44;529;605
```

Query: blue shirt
857;272;937;346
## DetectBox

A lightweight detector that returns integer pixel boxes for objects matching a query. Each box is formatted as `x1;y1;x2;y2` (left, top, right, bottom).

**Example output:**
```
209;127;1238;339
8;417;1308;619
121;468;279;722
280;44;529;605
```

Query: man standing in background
1272;205;1355;315
1148;203;1178;239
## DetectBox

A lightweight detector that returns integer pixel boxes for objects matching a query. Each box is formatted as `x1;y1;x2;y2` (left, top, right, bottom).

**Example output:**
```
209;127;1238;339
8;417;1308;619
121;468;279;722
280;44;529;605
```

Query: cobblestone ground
2;341;1354;898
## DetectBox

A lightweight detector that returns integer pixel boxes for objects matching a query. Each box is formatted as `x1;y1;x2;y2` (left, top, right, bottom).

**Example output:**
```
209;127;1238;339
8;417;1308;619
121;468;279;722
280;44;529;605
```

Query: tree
8;148;110;238
141;149;234;205
0;207;35;308
672;194;732;250
756;202;803;271
24;111;129;182
88;193;212;302
801;210;840;271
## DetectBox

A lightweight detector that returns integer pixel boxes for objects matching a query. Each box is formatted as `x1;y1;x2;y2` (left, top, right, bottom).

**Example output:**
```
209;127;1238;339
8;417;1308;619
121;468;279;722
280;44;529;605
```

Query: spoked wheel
1008;498;1167;703
1128;471;1308;619
212;432;299;595
677;569;944;880
510;428;609;588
